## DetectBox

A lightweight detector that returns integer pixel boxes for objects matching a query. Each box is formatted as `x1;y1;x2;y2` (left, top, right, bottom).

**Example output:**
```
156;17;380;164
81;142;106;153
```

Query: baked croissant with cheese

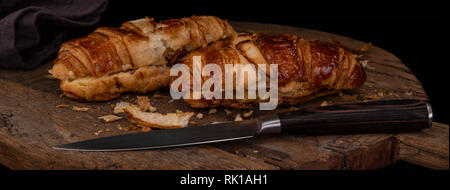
49;15;236;101
173;33;368;109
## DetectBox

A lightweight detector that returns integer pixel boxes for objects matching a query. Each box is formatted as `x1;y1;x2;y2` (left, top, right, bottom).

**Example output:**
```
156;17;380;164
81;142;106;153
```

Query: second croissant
172;33;367;109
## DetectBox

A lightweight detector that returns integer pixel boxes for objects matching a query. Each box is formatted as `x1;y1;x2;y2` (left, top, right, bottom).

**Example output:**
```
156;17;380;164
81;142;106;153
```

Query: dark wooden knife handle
278;99;432;134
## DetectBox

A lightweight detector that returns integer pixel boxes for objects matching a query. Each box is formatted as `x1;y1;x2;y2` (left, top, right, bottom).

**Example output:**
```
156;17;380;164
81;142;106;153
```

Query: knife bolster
257;116;281;134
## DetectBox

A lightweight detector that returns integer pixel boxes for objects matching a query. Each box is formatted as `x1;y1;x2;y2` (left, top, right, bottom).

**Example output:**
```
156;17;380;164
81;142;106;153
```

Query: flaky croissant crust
48;15;236;101
175;33;367;109
50;16;235;81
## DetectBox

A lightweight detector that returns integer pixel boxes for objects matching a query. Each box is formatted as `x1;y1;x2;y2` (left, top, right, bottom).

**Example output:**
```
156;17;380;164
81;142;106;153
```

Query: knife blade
53;119;270;151
54;99;433;151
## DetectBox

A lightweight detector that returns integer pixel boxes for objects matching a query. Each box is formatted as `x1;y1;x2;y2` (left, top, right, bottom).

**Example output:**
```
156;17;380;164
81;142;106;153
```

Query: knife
54;99;433;151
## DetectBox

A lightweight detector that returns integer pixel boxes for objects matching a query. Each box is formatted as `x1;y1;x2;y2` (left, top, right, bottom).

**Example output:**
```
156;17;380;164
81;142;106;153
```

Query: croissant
172;33;367;109
49;16;236;101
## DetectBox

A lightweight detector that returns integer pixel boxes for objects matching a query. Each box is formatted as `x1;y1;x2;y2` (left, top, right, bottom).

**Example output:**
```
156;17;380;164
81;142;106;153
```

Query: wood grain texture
396;122;449;170
279;99;430;134
0;21;446;170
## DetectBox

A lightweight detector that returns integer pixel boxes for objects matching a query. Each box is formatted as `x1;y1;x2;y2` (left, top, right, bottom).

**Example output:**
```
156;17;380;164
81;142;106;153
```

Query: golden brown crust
60;66;170;101
50;16;235;81
50;16;236;101
50;17;160;81
256;34;306;85
174;33;367;109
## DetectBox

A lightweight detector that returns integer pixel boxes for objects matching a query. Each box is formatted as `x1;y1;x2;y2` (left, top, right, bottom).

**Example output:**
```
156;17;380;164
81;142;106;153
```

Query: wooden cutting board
0;21;448;170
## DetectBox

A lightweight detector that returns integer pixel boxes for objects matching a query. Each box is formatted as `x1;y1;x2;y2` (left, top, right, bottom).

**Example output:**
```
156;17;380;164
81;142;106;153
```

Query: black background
95;0;449;124
1;0;448;173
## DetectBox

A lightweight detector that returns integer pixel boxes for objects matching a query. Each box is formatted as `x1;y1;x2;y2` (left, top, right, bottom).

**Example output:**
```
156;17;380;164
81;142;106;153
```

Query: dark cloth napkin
0;0;108;69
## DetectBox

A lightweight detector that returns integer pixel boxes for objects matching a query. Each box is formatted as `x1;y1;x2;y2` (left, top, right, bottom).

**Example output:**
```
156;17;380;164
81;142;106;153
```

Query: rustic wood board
0;21;447;170
396;122;449;170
